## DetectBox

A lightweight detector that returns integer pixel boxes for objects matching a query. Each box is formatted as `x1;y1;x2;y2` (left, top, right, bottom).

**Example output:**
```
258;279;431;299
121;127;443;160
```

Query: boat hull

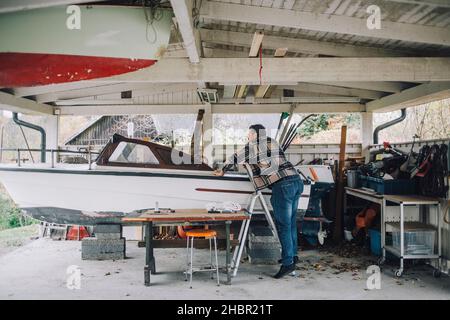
0;5;172;87
0;167;311;221
0;52;156;87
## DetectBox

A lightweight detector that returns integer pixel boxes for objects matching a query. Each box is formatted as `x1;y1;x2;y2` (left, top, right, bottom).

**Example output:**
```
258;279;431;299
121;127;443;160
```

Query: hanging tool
281;114;317;152
400;134;419;173
416;143;449;198
274;112;290;141
278;104;295;144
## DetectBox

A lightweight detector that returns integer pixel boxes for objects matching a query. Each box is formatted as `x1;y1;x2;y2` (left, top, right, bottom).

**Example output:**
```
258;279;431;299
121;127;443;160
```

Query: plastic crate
369;229;381;256
390;223;436;255
359;175;416;195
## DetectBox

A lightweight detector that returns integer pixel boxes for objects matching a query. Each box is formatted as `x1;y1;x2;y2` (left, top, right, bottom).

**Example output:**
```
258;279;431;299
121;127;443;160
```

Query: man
213;124;303;279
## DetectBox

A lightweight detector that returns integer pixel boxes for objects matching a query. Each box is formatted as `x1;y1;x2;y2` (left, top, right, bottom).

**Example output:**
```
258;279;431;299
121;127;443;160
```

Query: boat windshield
96;134;213;171
109;142;159;164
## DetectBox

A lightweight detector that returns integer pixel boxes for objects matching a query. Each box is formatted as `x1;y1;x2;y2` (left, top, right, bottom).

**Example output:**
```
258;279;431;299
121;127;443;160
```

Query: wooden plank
200;29;414;57
0;91;53;115
107;58;450;83
200;1;450;46
122;209;249;223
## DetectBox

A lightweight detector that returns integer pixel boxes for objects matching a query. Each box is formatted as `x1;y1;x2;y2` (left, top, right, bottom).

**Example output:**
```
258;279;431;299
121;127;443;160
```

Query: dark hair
249;124;267;143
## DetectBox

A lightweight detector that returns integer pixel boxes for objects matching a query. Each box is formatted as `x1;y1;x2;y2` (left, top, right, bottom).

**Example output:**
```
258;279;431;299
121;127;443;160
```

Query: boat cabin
96;134;212;171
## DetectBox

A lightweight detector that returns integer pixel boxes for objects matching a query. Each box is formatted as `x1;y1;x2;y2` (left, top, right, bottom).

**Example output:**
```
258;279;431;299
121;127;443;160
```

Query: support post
361;112;373;162
202;103;214;167
43;115;59;163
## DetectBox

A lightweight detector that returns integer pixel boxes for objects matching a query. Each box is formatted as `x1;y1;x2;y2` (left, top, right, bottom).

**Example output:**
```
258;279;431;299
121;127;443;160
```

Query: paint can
347;170;360;188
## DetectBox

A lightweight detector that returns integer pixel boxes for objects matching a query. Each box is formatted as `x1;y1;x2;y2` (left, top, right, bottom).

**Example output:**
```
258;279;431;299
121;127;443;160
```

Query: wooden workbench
122;209;250;286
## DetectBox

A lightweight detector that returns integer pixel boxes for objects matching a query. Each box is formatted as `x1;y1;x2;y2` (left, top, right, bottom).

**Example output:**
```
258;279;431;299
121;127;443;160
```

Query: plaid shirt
222;137;298;190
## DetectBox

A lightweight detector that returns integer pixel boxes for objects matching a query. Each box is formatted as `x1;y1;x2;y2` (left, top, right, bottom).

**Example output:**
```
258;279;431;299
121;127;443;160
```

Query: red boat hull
0;52;156;88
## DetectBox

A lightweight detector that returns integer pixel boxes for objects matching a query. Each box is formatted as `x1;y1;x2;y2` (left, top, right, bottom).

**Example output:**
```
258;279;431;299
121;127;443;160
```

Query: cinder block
82;252;125;260
248;258;277;265
250;226;274;237
95;233;122;240
247;247;280;265
248;248;281;258
249;226;278;243
248;241;281;250
81;237;125;255
94;224;122;234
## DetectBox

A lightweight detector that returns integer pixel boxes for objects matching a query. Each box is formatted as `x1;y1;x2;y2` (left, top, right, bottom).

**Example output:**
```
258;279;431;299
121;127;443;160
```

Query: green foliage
344;113;361;128
0;195;36;230
297;113;361;138
298;114;331;137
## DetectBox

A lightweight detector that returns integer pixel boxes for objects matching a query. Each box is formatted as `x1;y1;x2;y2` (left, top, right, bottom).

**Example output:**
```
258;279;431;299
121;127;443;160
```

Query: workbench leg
149;222;156;274
380;198;386;265
144;222;151;286
225;221;232;285
437;203;442;272
398;204;405;277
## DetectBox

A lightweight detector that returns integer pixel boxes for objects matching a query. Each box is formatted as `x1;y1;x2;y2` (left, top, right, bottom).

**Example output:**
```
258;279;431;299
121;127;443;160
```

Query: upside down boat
0;134;311;224
0;4;172;87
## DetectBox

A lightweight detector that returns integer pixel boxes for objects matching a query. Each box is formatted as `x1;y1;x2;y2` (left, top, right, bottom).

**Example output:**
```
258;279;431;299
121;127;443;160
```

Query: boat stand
231;164;280;277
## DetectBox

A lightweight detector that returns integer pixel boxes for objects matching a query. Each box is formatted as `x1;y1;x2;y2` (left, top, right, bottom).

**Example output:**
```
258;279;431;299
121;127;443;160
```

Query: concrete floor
0;238;449;300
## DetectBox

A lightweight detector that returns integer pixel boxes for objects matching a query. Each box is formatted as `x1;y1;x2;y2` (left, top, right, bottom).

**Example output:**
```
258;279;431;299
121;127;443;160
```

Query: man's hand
213;169;225;177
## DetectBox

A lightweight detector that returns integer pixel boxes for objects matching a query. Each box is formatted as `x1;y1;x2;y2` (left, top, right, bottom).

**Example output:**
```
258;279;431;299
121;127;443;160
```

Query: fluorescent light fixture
197;89;218;103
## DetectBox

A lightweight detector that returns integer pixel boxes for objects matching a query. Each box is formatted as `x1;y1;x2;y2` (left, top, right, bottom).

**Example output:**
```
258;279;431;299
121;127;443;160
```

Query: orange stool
185;229;220;288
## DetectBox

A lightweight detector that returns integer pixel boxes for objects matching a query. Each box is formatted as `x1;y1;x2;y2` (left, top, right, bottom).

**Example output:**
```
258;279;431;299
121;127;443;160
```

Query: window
109;142;159;164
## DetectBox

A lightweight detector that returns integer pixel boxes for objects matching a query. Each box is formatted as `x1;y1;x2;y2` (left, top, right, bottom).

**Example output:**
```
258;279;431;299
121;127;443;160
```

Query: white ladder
231;164;280;277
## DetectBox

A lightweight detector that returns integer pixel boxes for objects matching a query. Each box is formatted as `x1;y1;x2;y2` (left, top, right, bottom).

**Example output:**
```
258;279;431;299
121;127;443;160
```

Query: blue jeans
270;175;303;266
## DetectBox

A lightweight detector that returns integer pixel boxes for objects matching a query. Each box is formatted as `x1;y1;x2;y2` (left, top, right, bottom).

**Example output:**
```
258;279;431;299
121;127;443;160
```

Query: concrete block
95;233;122;240
81;238;125;255
250;226;274;237
82;252;125;260
248;257;278;265
247;247;280;265
94;224;122;234
249;226;278;243
248;241;281;250
248;248;281;259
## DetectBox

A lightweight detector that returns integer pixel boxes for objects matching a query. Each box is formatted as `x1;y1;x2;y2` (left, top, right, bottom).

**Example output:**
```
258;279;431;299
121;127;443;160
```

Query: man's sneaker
278;256;299;265
273;263;296;279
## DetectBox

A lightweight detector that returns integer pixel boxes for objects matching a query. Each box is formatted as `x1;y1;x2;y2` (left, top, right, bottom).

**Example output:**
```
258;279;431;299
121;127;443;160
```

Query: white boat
0;134;310;224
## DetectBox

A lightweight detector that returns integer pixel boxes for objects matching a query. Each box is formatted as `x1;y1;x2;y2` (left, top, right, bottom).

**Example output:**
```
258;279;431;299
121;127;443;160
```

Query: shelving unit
344;188;443;277
379;195;442;278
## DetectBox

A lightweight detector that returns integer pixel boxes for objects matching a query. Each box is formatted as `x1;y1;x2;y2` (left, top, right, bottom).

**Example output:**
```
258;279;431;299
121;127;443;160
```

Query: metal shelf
384;245;440;260
344;187;443;278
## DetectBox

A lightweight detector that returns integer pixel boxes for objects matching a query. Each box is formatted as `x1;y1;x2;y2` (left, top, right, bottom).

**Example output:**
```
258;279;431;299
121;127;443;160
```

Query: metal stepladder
231;164;280;277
